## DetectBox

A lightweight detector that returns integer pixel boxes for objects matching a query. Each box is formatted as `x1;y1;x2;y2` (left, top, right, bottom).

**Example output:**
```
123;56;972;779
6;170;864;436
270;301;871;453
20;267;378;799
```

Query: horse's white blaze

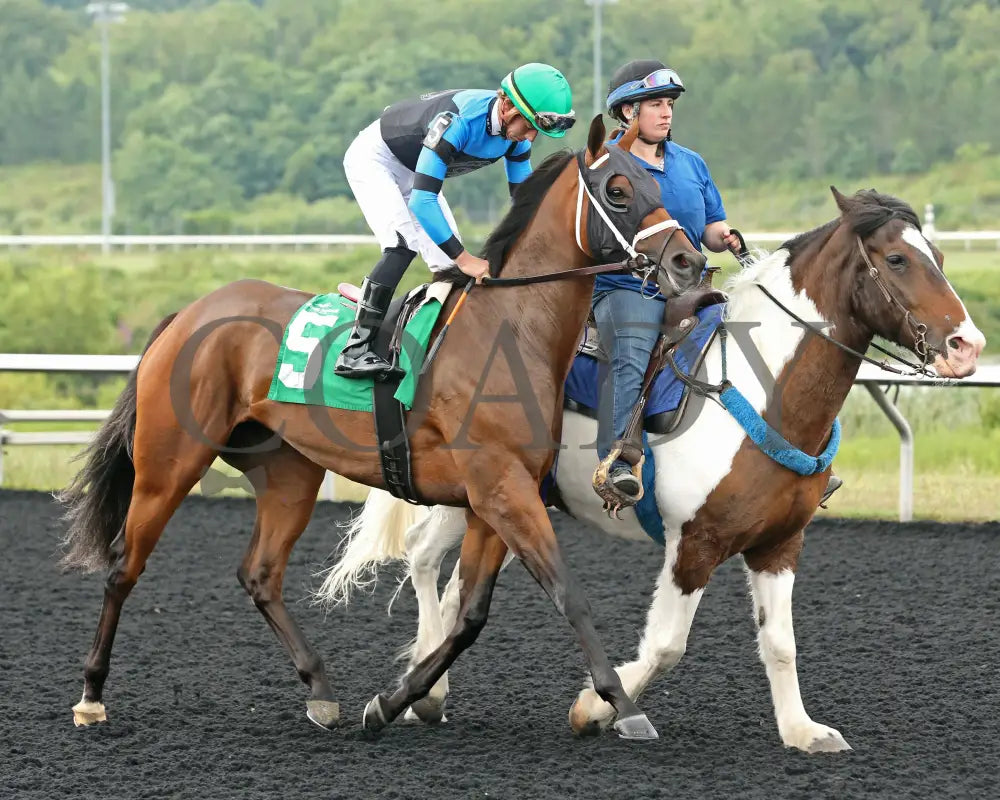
900;225;940;269
901;225;985;349
557;248;829;534
952;317;986;351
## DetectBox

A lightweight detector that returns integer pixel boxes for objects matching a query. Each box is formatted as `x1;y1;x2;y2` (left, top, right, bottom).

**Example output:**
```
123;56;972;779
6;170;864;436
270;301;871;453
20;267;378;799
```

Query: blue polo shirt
594;136;726;297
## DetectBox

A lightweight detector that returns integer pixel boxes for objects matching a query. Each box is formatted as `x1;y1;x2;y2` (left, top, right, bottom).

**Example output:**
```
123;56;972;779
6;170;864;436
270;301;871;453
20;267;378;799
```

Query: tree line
2;0;998;231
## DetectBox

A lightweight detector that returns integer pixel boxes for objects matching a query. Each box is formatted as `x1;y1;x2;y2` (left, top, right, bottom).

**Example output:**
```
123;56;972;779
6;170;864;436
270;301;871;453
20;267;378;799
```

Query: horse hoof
306;700;340;730
569;688;614;736
808;733;852;754
568;697;603;737
409;696;447;725
783;722;851;753
72;700;107;727
362;695;390;732
613;713;659;741
804;728;852;753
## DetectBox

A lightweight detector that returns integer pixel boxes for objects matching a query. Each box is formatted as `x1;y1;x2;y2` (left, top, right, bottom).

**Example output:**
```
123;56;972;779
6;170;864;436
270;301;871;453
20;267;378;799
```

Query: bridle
480;149;684;292
667;232;940;405
751;235;938;377
571;151;682;292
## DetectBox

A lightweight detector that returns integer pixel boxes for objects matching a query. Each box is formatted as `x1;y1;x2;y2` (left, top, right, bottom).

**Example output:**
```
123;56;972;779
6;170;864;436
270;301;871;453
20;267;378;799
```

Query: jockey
593;59;739;499
334;63;576;379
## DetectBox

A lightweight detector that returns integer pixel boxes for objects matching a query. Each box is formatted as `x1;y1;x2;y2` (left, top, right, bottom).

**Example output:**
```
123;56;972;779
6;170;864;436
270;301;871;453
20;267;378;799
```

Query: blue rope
718;385;841;475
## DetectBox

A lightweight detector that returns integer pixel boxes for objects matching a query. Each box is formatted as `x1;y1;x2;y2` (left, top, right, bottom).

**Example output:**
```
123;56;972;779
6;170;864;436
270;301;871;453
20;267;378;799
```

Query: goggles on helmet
606;68;685;109
532;110;577;133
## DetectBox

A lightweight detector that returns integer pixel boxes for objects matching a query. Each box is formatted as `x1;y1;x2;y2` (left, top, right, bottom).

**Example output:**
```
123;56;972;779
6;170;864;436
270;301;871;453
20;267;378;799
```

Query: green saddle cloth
266;291;443;411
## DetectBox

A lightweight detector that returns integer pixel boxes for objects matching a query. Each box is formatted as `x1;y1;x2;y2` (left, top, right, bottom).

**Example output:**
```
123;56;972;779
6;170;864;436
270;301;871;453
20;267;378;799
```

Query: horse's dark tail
56;313;178;573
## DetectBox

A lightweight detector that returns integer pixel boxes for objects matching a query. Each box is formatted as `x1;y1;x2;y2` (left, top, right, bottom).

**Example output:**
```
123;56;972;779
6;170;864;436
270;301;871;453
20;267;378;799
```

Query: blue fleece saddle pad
564;302;725;417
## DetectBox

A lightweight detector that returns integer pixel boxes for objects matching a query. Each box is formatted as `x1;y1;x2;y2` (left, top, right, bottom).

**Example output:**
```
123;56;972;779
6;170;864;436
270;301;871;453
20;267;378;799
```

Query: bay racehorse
320;187;985;751
58;115;708;739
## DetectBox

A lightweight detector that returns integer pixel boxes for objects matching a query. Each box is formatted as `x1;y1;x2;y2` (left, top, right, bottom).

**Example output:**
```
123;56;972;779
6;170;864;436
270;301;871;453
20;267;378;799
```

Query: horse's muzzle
933;328;985;378
663;250;707;294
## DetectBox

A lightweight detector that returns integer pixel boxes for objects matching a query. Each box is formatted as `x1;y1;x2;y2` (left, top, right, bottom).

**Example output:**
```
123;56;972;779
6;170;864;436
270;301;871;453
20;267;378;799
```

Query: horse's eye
886;253;907;269
607;186;625;199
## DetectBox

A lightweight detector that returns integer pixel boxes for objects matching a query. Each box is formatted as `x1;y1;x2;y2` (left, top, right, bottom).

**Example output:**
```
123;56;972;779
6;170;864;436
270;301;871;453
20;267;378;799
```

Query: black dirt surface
1;489;998;799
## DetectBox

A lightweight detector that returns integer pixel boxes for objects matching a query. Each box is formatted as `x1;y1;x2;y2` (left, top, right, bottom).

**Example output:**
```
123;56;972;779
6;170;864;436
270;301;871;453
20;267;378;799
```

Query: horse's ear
585;114;607;164
830;185;852;215
616;117;640;152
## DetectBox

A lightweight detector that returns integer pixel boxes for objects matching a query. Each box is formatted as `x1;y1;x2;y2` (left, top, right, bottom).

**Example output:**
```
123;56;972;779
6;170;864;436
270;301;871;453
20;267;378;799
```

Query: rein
480;254;654;287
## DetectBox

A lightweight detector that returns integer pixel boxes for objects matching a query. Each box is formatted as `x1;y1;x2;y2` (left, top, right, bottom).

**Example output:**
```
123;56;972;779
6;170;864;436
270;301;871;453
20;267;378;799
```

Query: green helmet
500;63;576;138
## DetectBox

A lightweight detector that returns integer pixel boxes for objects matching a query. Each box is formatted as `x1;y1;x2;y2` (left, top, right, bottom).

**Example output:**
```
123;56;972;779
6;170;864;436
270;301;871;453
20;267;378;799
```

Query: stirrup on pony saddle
592;440;644;518
819;474;844;509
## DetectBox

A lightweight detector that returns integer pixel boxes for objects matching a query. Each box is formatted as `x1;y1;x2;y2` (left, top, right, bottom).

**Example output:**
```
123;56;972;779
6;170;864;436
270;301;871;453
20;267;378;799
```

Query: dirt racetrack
1;489;997;799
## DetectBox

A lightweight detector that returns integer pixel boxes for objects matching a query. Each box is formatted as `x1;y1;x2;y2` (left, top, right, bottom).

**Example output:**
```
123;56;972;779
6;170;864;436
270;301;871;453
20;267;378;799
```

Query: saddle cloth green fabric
266;291;443;411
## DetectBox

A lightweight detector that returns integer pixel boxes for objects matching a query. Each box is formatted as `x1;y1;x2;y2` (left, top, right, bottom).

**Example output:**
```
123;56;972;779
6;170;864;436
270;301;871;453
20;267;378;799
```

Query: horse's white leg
404;544;516;723
747;564;851;753
569;528;705;733
402;506;466;723
438;548;516;634
438;558;462;634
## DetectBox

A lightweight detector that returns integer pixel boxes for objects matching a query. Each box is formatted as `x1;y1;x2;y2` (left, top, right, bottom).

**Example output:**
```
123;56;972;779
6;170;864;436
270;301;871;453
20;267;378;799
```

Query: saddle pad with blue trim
564;302;725;418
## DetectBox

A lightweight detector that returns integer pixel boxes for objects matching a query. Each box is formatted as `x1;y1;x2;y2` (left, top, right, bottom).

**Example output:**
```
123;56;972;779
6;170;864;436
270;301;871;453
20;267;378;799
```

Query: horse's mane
433;150;575;284
781;189;921;260
723;248;794;310
724;190;921;316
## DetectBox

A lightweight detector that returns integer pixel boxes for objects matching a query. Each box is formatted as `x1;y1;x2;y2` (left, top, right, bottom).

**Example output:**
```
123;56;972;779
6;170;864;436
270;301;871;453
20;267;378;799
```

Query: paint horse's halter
671;226;941;408
661;228;938;487
752;235;938;377
729;231;939;378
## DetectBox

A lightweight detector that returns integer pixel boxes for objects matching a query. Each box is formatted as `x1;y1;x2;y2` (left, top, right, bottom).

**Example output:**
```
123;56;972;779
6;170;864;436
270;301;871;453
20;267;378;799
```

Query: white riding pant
343;119;461;271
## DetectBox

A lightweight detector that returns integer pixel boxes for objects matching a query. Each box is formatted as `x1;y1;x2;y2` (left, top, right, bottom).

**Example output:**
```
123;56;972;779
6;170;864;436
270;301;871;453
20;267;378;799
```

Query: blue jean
592;288;666;463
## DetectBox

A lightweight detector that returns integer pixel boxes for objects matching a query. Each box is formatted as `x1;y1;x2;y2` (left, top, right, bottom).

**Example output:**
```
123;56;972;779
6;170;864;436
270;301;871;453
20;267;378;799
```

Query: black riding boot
334;239;416;380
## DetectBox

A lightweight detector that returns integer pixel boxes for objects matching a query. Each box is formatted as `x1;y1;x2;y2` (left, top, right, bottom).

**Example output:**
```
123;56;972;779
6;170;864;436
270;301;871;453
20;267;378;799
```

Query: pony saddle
565;301;725;435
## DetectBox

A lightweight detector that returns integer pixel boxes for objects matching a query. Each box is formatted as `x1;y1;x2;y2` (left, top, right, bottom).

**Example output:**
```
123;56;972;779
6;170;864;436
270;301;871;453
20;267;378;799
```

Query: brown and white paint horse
321;188;985;751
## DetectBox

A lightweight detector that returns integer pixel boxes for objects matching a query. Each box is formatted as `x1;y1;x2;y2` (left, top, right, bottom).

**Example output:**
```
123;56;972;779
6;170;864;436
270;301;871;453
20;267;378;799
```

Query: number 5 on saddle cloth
268;281;454;503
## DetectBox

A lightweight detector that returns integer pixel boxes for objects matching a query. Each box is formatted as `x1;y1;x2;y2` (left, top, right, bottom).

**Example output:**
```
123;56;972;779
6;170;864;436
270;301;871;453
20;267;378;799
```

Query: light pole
585;0;619;118
85;2;128;254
